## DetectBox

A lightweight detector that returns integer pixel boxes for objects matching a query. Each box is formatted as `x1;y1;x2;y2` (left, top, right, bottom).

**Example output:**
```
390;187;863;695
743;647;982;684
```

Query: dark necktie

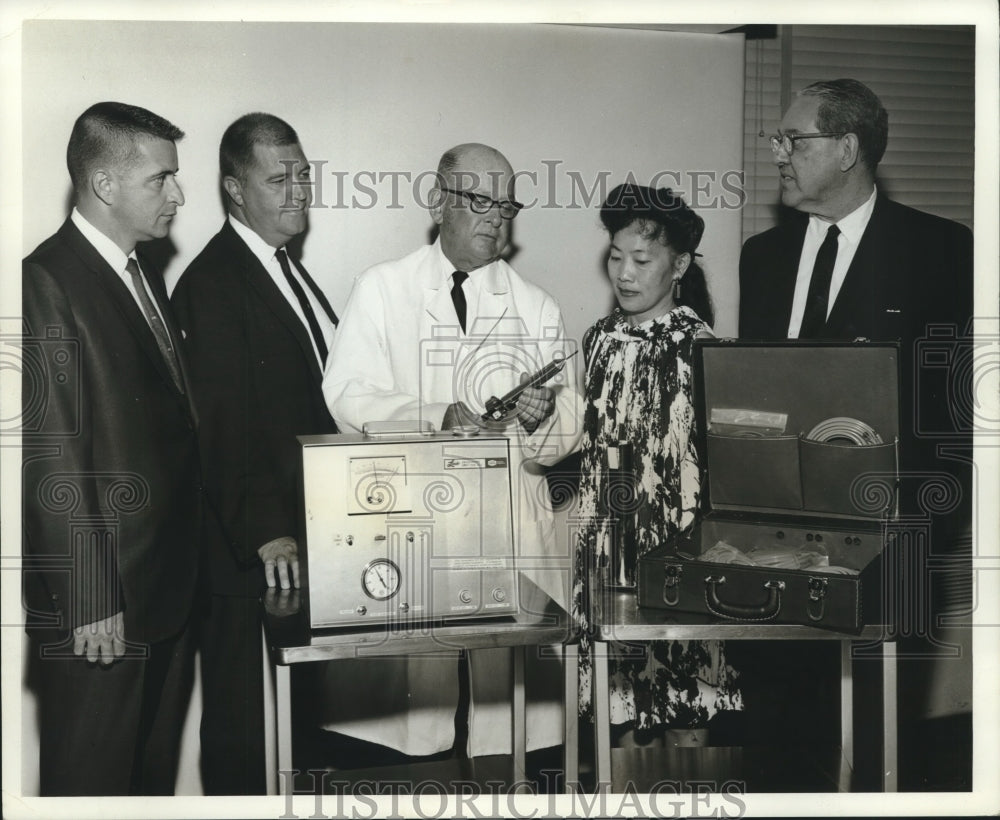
276;249;328;365
451;271;468;333
799;224;841;338
125;257;184;393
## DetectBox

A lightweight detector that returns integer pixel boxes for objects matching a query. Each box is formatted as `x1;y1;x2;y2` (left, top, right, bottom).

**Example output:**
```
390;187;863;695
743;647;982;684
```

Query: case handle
704;575;785;621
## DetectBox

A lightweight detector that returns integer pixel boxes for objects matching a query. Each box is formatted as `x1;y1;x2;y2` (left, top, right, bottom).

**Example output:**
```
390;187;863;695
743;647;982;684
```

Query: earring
672;277;682;301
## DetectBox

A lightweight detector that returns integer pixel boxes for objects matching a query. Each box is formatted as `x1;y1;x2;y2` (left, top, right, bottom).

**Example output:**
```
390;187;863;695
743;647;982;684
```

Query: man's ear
91;169;114;206
223;175;244;208
428;186;445;226
839;133;861;172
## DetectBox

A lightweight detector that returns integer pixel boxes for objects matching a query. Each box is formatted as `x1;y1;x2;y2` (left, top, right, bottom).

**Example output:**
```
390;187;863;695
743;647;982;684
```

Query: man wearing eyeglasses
736;79;973;784
321;142;581;764
739;78;971;342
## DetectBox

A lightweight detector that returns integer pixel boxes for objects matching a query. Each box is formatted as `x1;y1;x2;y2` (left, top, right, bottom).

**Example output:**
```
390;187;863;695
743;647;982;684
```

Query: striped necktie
125;257;184;393
276;248;328;365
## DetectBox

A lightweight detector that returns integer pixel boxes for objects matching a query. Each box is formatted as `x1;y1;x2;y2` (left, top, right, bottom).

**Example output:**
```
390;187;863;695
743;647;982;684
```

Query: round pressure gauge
361;558;401;601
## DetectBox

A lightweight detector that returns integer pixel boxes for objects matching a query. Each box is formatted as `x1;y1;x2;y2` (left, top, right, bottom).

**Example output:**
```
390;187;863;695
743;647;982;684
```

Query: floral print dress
573;306;741;727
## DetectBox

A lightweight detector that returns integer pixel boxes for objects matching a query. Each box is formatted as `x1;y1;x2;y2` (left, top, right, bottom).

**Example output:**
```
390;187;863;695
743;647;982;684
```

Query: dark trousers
198;593;266;795
725;640;840;746
35;624;194;796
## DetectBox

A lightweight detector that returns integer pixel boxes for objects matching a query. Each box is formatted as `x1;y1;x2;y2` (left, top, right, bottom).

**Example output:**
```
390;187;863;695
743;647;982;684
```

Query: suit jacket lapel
138;248;198;422
419;249;462;334
58;220;188;403
472;284;514;340
424;284;459;332
825;197;893;337
221;222;324;385
774;216;808;334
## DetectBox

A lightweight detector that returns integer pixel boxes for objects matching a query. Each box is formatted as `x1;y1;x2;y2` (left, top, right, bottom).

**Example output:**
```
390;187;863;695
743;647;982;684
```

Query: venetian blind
742;25;975;245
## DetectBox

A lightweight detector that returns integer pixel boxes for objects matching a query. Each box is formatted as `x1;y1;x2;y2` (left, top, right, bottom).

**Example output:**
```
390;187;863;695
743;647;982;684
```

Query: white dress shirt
70;208;174;342
787;186;878;338
227;214;335;367
432;240;486;333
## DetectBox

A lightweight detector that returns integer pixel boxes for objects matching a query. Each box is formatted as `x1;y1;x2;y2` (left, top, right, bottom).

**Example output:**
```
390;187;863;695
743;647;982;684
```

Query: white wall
18;20;744;795
22;21;745;341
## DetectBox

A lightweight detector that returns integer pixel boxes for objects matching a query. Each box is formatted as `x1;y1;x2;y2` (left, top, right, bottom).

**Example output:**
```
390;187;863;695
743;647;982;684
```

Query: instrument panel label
443;457;508;469
444;557;509;569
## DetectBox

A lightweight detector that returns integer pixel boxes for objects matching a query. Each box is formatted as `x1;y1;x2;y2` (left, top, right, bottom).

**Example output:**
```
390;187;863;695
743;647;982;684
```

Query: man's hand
257;536;300;589
73;611;126;666
515;372;555;434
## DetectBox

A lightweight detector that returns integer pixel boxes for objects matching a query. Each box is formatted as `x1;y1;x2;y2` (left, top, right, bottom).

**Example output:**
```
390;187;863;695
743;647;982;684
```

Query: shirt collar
809;185;877;244
71;208;131;274
228;213;287;267
430;238;508;294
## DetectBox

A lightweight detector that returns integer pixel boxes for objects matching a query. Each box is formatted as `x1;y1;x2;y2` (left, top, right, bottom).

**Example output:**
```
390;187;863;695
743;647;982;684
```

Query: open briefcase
637;340;900;632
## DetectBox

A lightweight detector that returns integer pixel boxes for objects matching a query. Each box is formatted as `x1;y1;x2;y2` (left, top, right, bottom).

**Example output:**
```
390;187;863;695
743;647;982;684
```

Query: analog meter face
361;558;401;601
348;456;411;515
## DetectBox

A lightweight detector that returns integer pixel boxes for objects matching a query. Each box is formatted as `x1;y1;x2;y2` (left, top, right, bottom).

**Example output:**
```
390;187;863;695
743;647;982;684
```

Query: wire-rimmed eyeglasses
768;132;846;156
439;186;523;220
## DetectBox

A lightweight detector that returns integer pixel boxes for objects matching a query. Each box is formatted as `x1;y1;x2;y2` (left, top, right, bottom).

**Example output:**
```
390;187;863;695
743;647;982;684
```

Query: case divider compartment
800;437;898;517
706;433;802;510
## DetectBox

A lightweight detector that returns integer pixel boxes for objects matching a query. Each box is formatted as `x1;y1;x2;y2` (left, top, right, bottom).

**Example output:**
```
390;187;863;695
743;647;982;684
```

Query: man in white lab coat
321;143;582;759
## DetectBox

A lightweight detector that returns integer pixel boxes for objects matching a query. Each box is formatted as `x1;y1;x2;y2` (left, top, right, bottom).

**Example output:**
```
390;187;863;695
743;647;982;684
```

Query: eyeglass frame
438;186;524;220
768;132;847;156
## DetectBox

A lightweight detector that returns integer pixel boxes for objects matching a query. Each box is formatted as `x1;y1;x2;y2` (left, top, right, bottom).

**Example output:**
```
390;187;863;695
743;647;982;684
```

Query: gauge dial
349;455;411;515
361;558;401;601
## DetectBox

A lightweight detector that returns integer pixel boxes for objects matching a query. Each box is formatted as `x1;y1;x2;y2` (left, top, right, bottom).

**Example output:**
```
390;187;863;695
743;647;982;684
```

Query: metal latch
663;563;683;606
807;576;828;622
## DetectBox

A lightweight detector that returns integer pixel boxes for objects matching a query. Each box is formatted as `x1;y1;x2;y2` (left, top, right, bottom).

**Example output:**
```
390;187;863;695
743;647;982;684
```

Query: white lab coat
319;240;583;756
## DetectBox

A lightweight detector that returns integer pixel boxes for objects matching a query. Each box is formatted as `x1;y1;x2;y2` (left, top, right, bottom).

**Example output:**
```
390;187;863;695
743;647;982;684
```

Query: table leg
262;628;278;796
563;643;579;793
883;641;898;792
275;663;293;795
593;640;611;793
840;641;854;783
513;645;526;782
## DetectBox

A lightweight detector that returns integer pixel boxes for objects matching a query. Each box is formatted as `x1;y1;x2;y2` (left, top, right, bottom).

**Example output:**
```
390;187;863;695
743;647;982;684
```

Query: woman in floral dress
574;183;741;744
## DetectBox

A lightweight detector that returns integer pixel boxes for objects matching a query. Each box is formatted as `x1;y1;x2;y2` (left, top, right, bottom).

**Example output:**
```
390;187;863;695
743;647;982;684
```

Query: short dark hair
220;112;299;182
66;101;184;192
799;79;889;173
600;183;714;327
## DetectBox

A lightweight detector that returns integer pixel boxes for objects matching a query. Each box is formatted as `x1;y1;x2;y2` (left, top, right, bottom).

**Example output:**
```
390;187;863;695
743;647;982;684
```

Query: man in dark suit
171;113;338;794
22;101;200;795
737;79;973;781
739;79;972;347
